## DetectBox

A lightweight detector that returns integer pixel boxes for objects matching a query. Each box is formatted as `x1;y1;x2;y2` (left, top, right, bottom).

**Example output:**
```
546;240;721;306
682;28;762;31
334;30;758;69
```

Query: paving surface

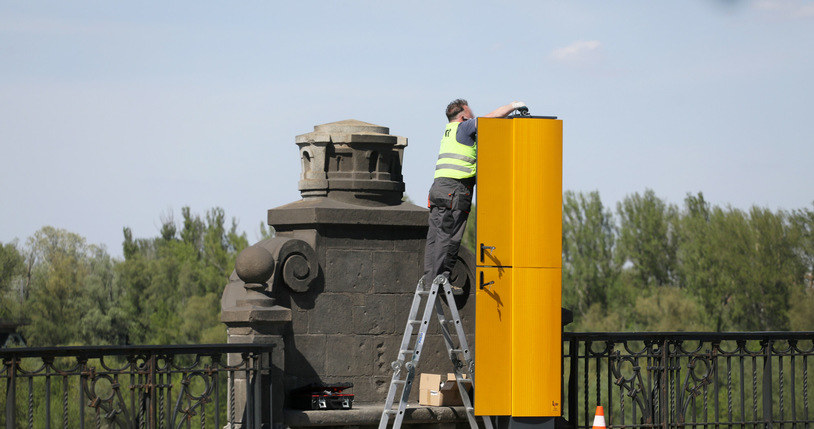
285;404;470;427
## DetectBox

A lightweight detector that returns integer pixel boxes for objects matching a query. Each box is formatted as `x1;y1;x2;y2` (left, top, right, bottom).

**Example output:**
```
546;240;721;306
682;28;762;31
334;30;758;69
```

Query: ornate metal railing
1;344;273;429
563;332;814;428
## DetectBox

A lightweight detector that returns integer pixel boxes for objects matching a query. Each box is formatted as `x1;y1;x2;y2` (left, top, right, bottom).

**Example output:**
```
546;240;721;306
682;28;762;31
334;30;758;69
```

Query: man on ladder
423;99;527;283
379;99;527;429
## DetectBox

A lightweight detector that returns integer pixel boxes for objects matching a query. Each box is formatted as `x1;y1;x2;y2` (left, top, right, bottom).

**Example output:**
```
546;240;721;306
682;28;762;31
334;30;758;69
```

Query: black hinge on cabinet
480;243;495;263
479;271;495;290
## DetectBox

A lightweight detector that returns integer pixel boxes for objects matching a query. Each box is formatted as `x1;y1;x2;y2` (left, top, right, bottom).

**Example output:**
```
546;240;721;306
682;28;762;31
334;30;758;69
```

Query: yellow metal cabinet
511;268;562;416
476;118;514;267
474;117;562;418
473;266;512;415
512;118;563;269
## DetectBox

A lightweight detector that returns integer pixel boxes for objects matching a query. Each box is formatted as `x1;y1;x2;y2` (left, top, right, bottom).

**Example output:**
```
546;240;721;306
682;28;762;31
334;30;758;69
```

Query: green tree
628;285;711;331
259;222;275;240
789;285;814;330
788;204;814;330
21;227;89;345
461;202;477;255
562;191;618;316
675;193;728;327
677;195;804;331
616;189;679;288
735;206;801;330
0;241;25;319
76;245;130;344
117;207;248;344
790;203;814;285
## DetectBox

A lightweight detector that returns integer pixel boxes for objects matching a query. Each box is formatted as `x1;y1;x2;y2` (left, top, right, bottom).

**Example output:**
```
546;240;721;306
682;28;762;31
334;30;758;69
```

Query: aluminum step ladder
378;275;494;429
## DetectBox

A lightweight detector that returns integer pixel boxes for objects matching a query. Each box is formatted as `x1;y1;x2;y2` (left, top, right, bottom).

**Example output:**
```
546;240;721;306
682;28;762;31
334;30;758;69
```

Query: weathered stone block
352;294;395;335
322;235;396;252
399;236;427;254
391;293;419;334
227;334;281;371
227;327;254;336
291;308;309;333
414;334;453;373
371;335;402;376
286;334;326;378
346;375;392;404
308;293;355;334
372;251;423;294
325;335;375;376
370;376;392;402
325;249;374;293
319;224;418;252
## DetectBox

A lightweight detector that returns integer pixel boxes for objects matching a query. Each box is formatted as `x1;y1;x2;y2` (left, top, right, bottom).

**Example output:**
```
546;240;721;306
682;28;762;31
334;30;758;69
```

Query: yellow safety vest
434;122;477;179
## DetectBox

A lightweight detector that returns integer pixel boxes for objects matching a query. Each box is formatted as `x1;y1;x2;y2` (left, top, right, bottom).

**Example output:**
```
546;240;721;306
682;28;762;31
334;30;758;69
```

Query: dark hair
445;99;468;121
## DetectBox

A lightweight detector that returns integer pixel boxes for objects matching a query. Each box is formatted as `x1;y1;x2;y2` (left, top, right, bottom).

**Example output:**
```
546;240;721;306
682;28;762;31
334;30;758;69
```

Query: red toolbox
291;383;354;410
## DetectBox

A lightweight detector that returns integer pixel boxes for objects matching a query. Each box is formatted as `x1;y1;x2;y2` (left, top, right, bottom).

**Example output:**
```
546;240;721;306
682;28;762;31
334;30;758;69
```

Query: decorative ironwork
564;332;814;428
1;344;273;428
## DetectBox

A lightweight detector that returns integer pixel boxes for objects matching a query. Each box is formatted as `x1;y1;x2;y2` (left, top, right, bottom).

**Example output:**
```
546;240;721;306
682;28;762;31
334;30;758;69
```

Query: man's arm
481;101;526;118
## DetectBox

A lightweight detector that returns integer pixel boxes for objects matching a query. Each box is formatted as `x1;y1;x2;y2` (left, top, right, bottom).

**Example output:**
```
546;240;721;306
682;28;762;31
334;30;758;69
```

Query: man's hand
483;101;529;118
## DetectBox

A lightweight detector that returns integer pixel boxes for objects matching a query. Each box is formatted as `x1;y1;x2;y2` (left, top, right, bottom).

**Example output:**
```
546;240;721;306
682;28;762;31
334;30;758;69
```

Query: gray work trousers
423;178;473;281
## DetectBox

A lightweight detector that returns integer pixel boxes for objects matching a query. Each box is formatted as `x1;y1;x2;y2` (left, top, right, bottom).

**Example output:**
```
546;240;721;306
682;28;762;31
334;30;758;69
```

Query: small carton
418;373;466;406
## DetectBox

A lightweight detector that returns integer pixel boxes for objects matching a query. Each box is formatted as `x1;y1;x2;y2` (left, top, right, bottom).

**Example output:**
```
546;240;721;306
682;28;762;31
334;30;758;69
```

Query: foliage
0;240;25;318
615;189;679;288
117;207;248;345
562;191;618;315
564;190;812;332
3;207;248;347
20;227;119;345
461;202;477;255
3;195;813;347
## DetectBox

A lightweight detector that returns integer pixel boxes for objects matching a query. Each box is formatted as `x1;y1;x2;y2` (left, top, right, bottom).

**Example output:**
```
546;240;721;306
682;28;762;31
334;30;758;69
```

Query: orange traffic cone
592;405;606;428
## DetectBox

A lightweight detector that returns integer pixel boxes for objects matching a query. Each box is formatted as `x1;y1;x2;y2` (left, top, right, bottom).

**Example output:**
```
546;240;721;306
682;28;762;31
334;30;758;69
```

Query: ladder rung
380;277;479;429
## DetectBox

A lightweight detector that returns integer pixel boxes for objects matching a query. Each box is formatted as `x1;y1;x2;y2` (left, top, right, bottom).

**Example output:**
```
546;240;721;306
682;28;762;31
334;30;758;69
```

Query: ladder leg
381;275;494;429
379;276;441;429
437;276;495;429
379;277;427;429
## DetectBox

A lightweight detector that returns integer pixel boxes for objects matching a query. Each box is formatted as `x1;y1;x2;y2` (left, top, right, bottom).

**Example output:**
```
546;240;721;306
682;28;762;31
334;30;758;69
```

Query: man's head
446;99;473;122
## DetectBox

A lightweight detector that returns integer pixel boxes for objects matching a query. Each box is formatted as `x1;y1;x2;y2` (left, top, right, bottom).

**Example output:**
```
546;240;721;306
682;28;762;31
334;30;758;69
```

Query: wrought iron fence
7;333;813;428
563;332;814;428
1;344;274;429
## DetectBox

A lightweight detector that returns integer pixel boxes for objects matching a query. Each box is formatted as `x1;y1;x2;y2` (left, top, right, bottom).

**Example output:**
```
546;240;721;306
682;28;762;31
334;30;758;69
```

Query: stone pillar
222;120;476;428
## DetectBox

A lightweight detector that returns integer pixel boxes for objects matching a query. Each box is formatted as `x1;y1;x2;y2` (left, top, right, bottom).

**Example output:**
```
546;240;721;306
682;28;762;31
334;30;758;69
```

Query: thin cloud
550;40;602;65
0;15;161;37
752;0;814;18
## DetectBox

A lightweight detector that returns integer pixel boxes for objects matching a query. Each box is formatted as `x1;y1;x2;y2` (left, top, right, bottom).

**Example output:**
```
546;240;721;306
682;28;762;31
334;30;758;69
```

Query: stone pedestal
222;120;476;428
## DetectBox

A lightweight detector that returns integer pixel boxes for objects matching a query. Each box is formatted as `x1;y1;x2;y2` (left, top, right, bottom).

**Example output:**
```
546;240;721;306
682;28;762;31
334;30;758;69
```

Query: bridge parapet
563;331;814;428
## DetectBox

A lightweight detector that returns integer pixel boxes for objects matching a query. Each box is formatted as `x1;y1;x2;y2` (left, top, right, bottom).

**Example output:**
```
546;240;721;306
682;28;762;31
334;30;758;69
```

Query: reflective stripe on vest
434;122;477;179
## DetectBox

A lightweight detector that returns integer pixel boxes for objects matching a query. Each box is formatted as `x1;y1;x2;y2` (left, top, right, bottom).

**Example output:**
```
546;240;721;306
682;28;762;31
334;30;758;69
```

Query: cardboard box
418;373;466;406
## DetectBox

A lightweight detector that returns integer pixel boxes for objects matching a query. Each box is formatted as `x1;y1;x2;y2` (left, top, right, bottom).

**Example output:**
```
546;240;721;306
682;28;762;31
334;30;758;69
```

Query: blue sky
2;1;813;257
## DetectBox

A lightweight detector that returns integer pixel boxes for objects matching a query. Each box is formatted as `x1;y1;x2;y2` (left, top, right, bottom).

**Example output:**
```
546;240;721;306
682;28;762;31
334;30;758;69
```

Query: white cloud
550;40;602;64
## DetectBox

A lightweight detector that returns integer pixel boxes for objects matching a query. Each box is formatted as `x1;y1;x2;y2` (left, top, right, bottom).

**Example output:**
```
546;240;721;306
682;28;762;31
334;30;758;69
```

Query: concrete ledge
269;198;428;228
285;404;470;427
